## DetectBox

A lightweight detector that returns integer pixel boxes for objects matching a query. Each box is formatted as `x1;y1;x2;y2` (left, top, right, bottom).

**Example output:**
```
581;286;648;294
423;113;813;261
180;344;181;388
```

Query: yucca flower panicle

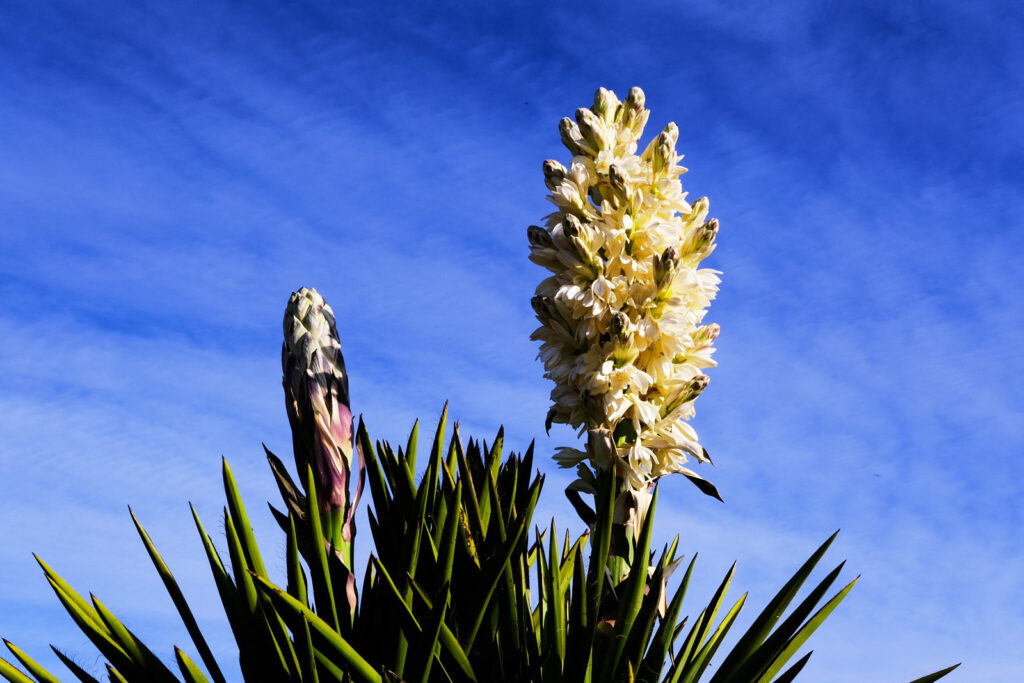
282;287;363;562
529;86;722;499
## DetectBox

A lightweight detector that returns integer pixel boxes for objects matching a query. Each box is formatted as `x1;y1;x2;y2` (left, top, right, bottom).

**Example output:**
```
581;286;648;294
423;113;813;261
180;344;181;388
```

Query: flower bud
543;159;568;191
662;375;710;417
559;117;585;156
620;86;646;131
607;164;629;208
653;246;679;289
682;218;719;262
532;295;575;342
282;288;354;514
643;122;678;162
592;87;620;123
687;196;710;225
527;224;554;250
575;107;609;151
661;121;679;147
692;323;720;347
652;124;679;176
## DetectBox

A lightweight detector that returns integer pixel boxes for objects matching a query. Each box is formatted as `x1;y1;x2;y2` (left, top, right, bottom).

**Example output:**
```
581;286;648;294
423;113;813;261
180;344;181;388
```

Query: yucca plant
2;86;961;683
0;318;960;682
0;405;960;683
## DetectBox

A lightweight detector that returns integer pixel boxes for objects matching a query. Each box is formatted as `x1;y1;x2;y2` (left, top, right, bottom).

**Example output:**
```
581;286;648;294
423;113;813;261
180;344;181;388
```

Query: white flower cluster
529;87;721;491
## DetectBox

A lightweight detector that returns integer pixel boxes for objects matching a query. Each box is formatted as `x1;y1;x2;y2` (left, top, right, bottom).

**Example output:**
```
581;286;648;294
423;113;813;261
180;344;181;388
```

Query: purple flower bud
283;288;354;513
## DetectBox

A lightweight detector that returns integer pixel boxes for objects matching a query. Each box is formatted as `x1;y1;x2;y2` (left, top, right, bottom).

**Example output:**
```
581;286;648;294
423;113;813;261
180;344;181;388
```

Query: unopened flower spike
282;287;362;568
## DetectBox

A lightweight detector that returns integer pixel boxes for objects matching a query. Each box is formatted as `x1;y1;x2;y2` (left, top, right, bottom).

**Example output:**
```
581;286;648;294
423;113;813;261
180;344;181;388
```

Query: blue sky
1;0;1021;680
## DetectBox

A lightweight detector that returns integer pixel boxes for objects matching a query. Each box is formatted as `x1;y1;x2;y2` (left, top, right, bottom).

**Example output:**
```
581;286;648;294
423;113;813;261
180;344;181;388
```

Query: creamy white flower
529;87;721;491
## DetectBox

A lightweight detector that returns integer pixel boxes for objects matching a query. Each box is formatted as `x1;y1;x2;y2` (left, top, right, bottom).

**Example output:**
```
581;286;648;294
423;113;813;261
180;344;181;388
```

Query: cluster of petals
529;87;721;490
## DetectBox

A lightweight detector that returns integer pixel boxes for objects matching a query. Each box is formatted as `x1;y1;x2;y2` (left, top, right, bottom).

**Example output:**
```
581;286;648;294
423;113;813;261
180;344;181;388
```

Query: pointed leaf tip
906;663;961;683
